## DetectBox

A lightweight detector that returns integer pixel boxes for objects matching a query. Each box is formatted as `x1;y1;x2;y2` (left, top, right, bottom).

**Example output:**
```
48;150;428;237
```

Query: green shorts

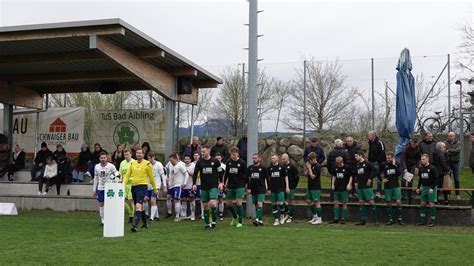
357;188;374;201
252;194;265;205
270;192;285;203
226;188;245;200
384;187;401;201
201;188;219;203
333;191;349;203
286;189;297;200
306;190;321;202
420;186;437;203
125;184;133;200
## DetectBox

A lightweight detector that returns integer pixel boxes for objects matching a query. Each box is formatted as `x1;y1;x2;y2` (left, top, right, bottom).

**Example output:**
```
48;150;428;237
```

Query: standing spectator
184;137;202;162
55;156;72;191
303;137;326;165
236;131;248;164
4;145;25;181
445;132;461;200
0;144;9;177
210;137;229;162
368;130;386;198
419;132;436;163
401;139;421;200
111;144;124;169
344;136;360;197
432;142;450;205
142;142;151;160
30;142;52;182
470;133;474;174
38;156;57;195
73;144;91;182
327;139;350;177
52;144;67;162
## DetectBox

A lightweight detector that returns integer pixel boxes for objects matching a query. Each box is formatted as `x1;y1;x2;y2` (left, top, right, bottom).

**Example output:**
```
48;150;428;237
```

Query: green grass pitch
1;210;473;265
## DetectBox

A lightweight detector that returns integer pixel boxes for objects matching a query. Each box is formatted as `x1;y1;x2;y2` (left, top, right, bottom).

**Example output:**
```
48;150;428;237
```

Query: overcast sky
0;0;472;131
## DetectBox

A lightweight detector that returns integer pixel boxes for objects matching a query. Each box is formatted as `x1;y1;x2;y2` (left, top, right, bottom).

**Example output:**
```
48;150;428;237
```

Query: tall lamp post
455;80;463;167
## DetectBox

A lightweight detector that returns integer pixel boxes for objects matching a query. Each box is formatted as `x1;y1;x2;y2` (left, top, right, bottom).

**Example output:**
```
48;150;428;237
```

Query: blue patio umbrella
394;48;416;161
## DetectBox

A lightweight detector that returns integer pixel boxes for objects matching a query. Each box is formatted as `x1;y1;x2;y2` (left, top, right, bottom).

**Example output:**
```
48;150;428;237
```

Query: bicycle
421;108;470;135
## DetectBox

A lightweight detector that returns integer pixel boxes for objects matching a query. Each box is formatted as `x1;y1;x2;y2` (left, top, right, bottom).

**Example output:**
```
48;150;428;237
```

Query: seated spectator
111;144;124;169
31;142;52;182
3;145;25;181
87;143;107;180
73;144;91;182
56;156;72;189
132;143;141;159
53;144;67;162
38;156;57;195
0;144;9;177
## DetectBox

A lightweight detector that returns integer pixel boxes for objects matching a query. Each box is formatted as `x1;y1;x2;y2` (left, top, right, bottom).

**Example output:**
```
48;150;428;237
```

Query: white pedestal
0;203;18;215
104;182;125;237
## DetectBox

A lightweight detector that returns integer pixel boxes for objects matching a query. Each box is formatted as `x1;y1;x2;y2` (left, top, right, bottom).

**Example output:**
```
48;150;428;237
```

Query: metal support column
447;54;451;130
3;103;13;155
371;58;375;129
303;60;307;145
165;99;176;159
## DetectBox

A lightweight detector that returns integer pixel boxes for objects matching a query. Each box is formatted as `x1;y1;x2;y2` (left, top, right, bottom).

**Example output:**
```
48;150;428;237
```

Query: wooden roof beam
0;81;43;109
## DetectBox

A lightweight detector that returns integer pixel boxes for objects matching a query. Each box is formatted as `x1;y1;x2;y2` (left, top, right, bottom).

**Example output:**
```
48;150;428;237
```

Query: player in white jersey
92;152;117;225
215;153;226;221
147;151;166;221
168;153;189;221
181;155;196;220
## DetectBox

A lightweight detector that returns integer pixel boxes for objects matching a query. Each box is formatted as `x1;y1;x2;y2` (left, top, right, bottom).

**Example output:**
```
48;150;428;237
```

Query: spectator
57;156;72;188
303;137;326;165
327;139;350;177
30;142;52;182
0;144;9;177
368;130;386;198
470;133;474;174
38;156;57;195
142;142;151;160
210;137;229;162
3;144;25;181
344;136;360;171
184;136;202;162
86;143;107;181
132;143;141;159
344;136;360;197
419;132;436;163
111;144;124;169
401;138;421;200
445;132;461;200
236;131;248;163
73;144;91;182
432;142;450;205
52;144;67;162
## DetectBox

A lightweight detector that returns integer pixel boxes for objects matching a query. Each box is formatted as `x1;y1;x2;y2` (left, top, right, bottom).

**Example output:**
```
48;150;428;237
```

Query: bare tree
415;74;446;124
457;24;473;77
272;80;292;135
285;58;356;132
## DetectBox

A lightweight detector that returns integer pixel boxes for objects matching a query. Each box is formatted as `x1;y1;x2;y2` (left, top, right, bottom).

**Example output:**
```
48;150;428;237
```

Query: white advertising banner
91;109;165;154
0;108;85;157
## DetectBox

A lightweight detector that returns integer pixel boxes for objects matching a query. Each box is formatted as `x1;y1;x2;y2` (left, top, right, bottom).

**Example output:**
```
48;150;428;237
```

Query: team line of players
92;145;440;231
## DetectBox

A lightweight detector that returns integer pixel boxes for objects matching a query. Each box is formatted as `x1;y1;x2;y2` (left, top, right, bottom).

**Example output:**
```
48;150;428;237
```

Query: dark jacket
432;149;450;177
237;137;248;163
0;149;9;168
445;140;461;162
57;157;72;182
112;150;124;169
470;142;474;170
34;148;53;166
368;137;386;164
12;151;25;169
75;149;92;171
402;144;421;169
53;150;67;162
91;149;106;163
303;145;326;164
344;141;361;170
184;144;202;162
418;139;436;163
327;147;350;176
210;144;229;162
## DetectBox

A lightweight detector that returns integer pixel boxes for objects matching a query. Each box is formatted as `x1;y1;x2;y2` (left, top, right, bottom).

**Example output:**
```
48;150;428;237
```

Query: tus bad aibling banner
91;109;165;156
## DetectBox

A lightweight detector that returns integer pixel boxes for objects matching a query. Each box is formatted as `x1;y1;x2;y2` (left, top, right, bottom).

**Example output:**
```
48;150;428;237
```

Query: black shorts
131;185;148;204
